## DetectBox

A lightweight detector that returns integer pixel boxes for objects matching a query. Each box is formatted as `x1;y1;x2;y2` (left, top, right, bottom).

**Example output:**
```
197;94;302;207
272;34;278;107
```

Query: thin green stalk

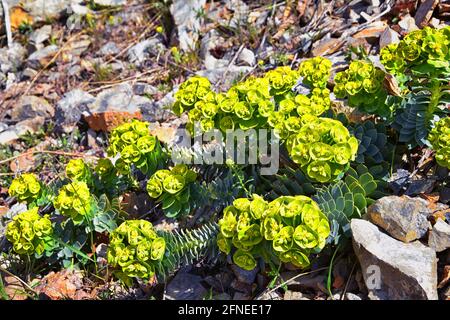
0;275;9;300
327;244;340;300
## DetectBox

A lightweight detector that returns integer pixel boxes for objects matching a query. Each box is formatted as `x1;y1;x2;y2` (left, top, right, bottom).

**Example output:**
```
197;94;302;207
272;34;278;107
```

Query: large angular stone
428;219;450;253
367;195;431;242
351;219;438;300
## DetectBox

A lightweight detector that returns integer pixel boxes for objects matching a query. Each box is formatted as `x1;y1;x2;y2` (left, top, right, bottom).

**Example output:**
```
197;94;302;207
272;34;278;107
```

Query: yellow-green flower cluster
107;120;164;175
333;60;388;116
146;164;197;218
265;66;300;96
428;117;450;169
268;88;332;139
66;159;92;182
107;220;166;281
298;56;332;88
8;173;42;204
177;59;333;136
173;76;213;116
6;207;53;255
381;26;450;74
53;181;93;224
286;115;358;183
217;195;330;270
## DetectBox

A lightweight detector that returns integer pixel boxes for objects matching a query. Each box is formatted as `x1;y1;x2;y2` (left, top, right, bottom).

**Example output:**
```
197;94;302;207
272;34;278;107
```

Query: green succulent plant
107;220;166;286
333;60;390;117
286;116;358;183
379;26;450;147
53;181;94;225
173;76;213;116
146;164;198;218
8;173;43;205
349;120;392;164
298;56;332;89
217;194;330;270
66;158;92;183
428;117;450;169
6;207;54;256
381;26;450;75
107;120;167;175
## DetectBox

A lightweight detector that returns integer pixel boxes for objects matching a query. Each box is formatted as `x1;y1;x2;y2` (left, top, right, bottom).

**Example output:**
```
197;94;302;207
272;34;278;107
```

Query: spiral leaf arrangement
146;164;198;218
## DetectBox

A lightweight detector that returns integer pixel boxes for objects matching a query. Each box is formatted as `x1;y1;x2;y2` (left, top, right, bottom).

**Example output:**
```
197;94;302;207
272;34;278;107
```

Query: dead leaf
332;275;345;289
383;73;402;97
0;206;8;217
35;270;92;300
10;149;36;173
84;111;143;132
353;22;389;39
2;276;28;300
10;7;33;30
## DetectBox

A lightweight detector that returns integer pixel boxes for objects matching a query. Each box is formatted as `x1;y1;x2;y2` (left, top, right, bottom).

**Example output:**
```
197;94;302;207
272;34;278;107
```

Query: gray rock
200;30;228;70
0;128;19;145
55;89;95;132
22;0;79;22
132;83;158;96
127;38;165;65
405;179;436;196
197;65;253;89
231;264;258;285
67;38;91;56
22;67;39;79
255;291;282;300
92;0;127;6
11;95;54;121
165;269;207;300
238;48;256;66
398;15;419;33
27;45;59;69
99;42;120;56
88;83;152;114
428;219;450;252
284;290;309;300
351;219;438;300
0;122;7;132
0;42;27;74
345;292;363;300
224;0;249;28
29;25;52;49
367;196;431;242
379;27;400;48
95;243;108;258
170;0;206;51
5;203;28;220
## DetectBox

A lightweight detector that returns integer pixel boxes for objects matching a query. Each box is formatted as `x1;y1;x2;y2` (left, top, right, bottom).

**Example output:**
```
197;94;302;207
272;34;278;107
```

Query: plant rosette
286;115;358;183
53;181;95;225
5;207;55;257
107;220;166;286
8;173;43;205
107;120;167;176
333;60;390;117
146;164;198;218
217;194;331;271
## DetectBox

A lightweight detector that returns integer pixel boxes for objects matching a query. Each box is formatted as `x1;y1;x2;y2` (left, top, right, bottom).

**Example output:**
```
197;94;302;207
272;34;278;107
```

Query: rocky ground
0;0;449;300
